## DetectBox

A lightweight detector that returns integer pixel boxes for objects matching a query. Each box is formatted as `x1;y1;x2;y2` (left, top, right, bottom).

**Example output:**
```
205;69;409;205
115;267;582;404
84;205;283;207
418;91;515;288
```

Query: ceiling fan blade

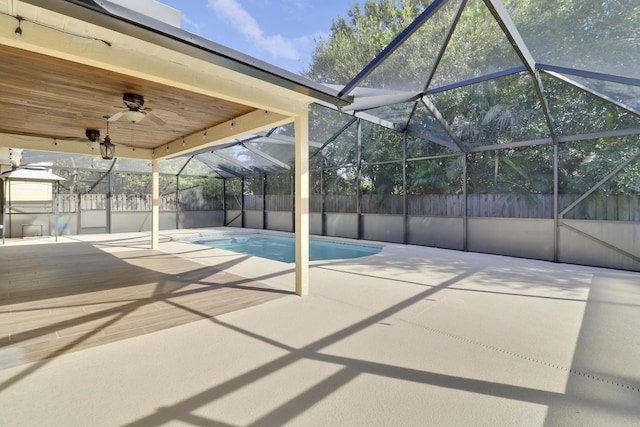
146;112;165;126
145;107;179;118
108;111;124;122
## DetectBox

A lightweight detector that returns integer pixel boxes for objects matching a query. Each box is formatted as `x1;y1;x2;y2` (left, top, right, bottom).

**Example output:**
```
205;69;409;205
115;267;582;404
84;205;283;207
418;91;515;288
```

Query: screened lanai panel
310;149;324;171
110;158;151;174
20;150;82;166
265;173;292;212
229;145;284;173
310;170;322;212
323;122;357;168
309;104;356;147
197;152;252;176
554;75;640;115
355;0;460;93
178;157;214;177
324;166;358;213
268;123;294;139
224;177;243;211
243;175;263;211
542;75;640;138
510;0;639;79
406;156;464;217
558;136;640;217
204;145;276;175
429;0;524;90
362;102;417;130
361;163;403;214
19;150;198;175
20;151;116;171
406;133;460;159
159;157;184;175
466;144;554;218
247;140;295;168
361;120;403;163
429;72;550;149
406;101;457;148
564;176;640;222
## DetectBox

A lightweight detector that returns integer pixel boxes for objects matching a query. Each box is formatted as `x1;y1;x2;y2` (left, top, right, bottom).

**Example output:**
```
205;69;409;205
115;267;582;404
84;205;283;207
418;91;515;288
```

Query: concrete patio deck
0;228;639;426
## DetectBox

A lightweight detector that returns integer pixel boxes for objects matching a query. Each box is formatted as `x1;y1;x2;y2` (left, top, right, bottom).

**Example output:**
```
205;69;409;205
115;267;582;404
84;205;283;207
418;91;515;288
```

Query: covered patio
1;229;639;425
0;0;350;295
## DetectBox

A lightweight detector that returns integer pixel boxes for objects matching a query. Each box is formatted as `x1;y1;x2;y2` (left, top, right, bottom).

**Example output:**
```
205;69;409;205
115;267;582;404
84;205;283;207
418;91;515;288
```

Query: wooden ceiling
0;0;348;165
0;43;256;152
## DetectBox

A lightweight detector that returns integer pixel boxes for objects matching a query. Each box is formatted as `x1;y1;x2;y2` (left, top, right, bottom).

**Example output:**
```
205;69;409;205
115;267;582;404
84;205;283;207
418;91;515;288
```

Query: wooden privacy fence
61;192;640;221
59;189;220;212
245;193;640;221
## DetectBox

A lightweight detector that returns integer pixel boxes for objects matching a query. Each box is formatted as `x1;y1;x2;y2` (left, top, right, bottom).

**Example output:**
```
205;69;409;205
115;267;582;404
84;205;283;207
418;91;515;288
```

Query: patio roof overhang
0;0;350;161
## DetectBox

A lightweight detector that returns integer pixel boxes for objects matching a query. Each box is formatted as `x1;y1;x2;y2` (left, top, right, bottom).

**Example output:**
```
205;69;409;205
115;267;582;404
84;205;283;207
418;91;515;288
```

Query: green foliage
303;0;431;85
266;173;292;195
302;0;640;203
196;176;224;199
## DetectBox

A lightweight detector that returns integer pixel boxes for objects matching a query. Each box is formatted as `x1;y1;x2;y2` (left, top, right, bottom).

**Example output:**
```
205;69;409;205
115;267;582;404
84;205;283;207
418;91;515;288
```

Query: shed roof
1;167;66;182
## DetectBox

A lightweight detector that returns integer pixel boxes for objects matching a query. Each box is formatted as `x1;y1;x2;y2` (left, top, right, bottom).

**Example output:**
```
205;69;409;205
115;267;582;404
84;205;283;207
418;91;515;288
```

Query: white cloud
180;14;202;34
207;0;300;61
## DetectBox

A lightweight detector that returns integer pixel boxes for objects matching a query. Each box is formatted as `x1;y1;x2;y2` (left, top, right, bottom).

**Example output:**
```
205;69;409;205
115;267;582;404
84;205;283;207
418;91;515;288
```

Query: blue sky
158;0;356;74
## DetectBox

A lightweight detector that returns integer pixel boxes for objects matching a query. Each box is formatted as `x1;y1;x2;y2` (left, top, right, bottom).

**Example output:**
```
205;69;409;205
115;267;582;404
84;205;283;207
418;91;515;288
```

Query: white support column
151;159;160;249
294;109;310;296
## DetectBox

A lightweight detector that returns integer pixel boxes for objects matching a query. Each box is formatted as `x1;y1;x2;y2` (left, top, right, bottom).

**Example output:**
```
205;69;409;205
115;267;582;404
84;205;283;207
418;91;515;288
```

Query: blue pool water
193;233;381;263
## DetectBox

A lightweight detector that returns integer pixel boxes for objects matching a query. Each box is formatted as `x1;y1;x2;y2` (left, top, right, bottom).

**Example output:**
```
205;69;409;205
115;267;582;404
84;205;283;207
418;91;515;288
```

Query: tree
303;0;432;85
302;0;640;221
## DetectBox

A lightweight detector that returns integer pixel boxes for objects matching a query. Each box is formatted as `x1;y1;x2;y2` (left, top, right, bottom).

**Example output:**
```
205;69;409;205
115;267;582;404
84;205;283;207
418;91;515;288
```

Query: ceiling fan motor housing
123;93;144;110
85;129;100;142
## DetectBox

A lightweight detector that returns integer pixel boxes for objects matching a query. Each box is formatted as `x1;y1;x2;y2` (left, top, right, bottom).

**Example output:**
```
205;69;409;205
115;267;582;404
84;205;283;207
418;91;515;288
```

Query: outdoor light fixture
100;135;115;160
14;18;22;38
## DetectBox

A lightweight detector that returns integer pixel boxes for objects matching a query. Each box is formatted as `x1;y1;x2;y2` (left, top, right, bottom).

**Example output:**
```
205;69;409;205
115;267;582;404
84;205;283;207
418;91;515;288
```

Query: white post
54;182;59;242
294;110;310;296
151;159;160;249
2;179;5;244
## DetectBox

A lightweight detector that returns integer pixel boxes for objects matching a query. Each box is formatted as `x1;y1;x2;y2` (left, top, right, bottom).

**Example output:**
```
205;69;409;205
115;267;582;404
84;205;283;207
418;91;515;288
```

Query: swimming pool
193;233;381;263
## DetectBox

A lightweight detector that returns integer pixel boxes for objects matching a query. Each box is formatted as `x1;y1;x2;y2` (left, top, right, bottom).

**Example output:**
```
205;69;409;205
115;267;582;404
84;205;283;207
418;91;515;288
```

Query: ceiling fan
108;93;165;126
